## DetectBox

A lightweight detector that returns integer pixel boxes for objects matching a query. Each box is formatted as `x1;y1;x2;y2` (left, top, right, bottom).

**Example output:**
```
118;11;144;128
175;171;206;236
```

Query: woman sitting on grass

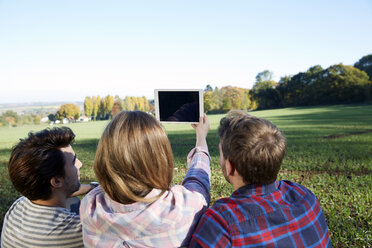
80;111;211;248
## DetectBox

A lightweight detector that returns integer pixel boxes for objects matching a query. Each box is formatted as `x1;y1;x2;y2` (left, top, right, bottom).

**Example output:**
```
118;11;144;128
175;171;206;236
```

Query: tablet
154;89;204;124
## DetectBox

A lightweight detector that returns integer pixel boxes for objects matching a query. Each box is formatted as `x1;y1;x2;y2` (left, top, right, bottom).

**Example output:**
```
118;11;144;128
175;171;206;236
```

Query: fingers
191;114;206;129
203;114;209;126
194;114;209;148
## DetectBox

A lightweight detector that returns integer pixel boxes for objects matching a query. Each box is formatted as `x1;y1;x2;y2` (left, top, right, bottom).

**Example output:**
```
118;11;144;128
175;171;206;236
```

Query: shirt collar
233;180;279;197
103;188;164;212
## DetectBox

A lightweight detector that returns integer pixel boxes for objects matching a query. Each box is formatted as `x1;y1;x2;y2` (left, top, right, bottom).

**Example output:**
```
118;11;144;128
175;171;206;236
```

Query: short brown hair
8;127;75;200
94;111;174;204
218;110;286;184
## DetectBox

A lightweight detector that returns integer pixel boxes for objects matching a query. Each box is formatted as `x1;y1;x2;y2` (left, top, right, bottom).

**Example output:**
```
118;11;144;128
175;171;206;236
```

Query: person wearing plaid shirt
190;110;331;248
80;111;211;248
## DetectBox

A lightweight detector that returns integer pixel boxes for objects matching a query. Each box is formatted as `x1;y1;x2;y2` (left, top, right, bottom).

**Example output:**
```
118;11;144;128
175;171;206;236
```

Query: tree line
2;54;371;126
50;95;153;122
202;54;372;112
82;95;152;120
0;111;42;127
0;95;153;126
248;54;372;110
79;53;371;119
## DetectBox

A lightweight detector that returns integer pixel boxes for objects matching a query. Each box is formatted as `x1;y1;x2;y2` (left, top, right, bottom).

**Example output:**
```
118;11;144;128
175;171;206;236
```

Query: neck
230;172;248;190
232;180;247;191
228;174;247;191
32;191;67;208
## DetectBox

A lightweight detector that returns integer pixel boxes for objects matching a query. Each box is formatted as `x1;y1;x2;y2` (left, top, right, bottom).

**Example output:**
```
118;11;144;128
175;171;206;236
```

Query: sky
0;0;371;104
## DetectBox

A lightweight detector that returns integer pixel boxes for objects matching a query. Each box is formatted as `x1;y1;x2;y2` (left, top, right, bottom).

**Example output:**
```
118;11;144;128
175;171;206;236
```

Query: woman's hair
94;111;174;204
8;127;75;200
218;110;286;185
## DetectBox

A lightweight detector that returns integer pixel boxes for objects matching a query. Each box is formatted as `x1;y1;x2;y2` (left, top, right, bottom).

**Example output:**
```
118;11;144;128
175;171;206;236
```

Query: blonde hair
218;110;286;184
94;111;174;204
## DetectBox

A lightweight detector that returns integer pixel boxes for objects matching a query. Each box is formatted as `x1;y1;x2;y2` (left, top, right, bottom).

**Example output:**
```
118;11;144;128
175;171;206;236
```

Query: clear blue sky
0;0;371;104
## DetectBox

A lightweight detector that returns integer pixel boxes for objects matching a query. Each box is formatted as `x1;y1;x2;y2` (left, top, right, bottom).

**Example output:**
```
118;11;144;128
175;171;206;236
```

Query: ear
225;159;236;176
50;176;63;189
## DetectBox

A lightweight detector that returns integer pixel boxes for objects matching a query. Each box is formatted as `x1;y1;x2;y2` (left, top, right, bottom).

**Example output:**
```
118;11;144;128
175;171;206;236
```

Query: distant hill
0;101;84;115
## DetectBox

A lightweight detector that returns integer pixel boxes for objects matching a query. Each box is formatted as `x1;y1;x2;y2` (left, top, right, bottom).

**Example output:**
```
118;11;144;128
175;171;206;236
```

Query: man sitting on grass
1;127;97;248
190;110;331;247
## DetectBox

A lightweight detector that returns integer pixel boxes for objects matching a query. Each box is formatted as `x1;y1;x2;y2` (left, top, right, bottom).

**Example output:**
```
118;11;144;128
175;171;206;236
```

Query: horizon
1;0;372;104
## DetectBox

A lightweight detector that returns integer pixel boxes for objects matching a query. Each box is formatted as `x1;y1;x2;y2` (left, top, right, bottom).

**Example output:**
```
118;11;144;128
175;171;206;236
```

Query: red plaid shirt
190;180;331;247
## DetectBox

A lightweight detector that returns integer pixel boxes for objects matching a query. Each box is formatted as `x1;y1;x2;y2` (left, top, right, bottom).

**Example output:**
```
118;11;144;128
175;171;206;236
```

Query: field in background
1;104;371;247
0;101;83;115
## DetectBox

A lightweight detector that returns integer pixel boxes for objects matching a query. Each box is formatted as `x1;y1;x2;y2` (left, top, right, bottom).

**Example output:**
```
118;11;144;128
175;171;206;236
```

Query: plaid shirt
190;180;332;248
80;146;210;248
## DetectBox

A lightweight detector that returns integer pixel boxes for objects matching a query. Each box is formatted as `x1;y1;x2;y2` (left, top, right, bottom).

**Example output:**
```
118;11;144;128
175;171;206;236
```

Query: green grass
1;104;371;247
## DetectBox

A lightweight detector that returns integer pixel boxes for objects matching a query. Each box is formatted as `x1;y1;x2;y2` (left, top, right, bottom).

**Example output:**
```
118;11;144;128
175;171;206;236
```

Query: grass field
1;104;371;247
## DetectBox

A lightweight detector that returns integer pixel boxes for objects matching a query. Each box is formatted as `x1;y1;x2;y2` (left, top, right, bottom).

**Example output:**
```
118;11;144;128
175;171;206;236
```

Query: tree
135;97;144;111
3;110;19;125
20;114;33;125
5;116;16;127
142;96;150;112
130;97;137;110
210;87;224;112
111;101;122;116
123;96;134;111
148;99;155;113
250;80;279;109
222;97;232;112
48;114;55;122
256;70;273;83
92;96;100;120
105;95;115;118
276;65;323;107
354;54;372;80
115;95;124;111
204;84;213;92
276;75;292;106
98;97;106;120
241;90;250;110
222;86;244;110
55;104;81;120
204;91;214;112
315;64;371;104
33;114;41;125
84;96;93;118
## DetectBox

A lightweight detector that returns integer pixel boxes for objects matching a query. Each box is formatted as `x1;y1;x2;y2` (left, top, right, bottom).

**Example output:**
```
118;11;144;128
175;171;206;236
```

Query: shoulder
80;186;106;219
3;196;27;222
167;184;208;207
81;186;104;206
190;199;233;247
211;196;244;215
2;197;82;247
196;197;235;226
278;180;324;217
210;197;235;211
279;180;318;201
8;196;27;208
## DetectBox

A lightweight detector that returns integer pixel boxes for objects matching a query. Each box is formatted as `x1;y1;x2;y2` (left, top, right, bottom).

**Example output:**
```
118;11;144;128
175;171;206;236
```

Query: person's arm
191;114;209;150
70;183;98;197
182;114;211;201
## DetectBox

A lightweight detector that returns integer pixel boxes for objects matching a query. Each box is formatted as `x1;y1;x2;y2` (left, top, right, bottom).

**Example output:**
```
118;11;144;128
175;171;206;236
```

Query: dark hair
218;110;286;185
8;127;75;200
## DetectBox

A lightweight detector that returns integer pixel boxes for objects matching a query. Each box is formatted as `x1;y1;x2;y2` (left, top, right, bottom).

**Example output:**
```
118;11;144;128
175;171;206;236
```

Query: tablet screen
155;89;203;123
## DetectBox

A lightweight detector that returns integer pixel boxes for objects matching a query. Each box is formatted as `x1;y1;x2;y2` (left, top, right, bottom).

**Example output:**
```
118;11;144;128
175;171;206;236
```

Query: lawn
1;104;371;247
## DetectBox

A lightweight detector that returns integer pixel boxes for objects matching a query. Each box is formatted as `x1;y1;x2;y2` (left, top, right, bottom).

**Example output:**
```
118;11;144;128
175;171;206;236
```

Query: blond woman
80;111;211;247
